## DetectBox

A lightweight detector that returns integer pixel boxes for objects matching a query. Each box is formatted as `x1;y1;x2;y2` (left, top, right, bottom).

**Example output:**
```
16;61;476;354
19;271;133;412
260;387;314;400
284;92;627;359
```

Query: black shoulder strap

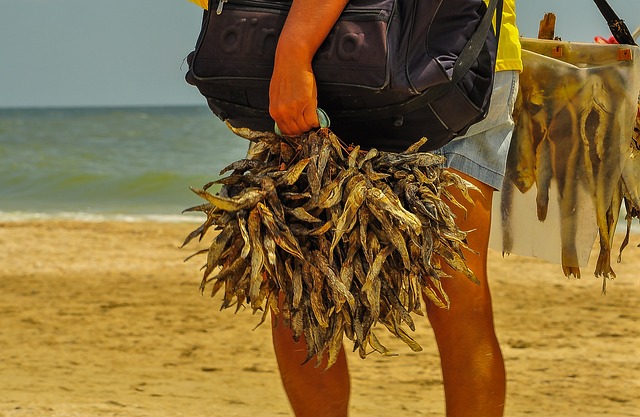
593;0;637;45
452;0;502;87
332;0;502;121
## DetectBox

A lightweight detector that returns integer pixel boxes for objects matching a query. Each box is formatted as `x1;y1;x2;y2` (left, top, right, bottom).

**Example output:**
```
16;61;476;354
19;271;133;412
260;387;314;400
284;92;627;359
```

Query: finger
302;106;320;129
275;118;305;137
276;121;299;137
270;110;296;136
277;113;314;137
291;113;311;135
282;108;318;136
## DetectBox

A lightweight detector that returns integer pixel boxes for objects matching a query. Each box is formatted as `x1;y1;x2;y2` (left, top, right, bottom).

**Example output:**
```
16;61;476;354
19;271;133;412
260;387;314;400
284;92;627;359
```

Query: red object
594;35;619;44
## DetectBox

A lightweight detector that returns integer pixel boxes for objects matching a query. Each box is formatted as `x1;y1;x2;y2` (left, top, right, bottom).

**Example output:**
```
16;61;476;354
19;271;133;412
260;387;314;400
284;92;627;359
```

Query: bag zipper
215;0;294;14
214;0;392;20
216;0;228;15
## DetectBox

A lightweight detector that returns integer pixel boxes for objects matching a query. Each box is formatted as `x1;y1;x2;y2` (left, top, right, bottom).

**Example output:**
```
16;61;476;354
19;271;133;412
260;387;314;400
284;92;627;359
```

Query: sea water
0;106;249;222
1;106;638;233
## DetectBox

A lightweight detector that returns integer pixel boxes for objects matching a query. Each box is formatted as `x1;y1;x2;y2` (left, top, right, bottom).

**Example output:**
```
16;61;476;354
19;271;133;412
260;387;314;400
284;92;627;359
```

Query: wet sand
0;220;638;416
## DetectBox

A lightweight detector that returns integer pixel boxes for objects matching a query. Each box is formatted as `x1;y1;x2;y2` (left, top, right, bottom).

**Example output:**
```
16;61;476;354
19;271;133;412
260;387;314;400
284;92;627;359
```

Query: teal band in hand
274;108;331;136
316;108;330;128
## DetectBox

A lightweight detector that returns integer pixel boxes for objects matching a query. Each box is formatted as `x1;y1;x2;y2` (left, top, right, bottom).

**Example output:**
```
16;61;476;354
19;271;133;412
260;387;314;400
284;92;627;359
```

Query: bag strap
331;0;503;122
592;0;637;45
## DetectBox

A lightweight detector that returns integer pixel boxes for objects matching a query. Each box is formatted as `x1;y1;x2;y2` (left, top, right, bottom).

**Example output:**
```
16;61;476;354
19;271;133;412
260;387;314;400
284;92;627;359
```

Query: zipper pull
216;0;228;15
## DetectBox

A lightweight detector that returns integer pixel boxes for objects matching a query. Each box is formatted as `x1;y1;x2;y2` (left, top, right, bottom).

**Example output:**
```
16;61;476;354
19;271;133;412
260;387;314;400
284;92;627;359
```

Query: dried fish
183;127;476;365
278;158;311;187
190;187;267;212
330;177;367;255
287;206;323;223
616;102;640;263
503;45;639;283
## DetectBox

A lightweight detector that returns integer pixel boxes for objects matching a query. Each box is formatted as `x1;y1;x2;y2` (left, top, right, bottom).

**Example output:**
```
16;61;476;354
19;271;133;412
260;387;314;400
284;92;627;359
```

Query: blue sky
1;0;638;108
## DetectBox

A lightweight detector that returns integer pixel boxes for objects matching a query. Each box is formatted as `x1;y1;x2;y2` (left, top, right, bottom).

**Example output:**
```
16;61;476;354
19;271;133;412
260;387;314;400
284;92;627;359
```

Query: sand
0;219;638;417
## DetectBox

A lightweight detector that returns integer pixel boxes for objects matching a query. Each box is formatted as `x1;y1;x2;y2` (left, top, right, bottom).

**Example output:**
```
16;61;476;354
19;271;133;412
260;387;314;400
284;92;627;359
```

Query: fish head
582;73;612;112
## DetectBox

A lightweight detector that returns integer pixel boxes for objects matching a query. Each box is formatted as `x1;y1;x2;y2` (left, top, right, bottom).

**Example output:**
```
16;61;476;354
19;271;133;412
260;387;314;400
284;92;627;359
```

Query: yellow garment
188;0;208;9
187;0;522;72
492;0;523;72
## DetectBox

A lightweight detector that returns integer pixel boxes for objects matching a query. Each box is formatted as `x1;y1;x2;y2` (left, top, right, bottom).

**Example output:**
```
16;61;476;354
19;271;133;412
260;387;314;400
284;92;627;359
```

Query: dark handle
592;0;637;45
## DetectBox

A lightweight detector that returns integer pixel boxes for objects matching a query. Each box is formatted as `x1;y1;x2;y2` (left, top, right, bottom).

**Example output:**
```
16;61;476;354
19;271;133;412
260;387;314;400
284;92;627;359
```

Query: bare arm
269;0;348;136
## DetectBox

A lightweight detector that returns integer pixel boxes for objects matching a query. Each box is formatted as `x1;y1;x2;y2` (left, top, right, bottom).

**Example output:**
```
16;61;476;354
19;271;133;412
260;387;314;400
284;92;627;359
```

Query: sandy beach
0;219;638;417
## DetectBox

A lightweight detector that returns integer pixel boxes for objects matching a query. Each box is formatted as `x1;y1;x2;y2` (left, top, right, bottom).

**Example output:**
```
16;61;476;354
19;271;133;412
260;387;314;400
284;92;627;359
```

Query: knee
425;277;496;337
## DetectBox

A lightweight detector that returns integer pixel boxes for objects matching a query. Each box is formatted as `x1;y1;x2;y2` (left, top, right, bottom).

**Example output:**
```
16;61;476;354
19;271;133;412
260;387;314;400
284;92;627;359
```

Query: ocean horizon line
0;210;204;224
0;103;209;112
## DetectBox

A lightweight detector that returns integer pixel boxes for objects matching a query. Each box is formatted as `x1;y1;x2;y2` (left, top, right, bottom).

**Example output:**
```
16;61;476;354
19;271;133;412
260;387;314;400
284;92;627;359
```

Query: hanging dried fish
616;101;640;264
502;39;640;285
183;127;476;366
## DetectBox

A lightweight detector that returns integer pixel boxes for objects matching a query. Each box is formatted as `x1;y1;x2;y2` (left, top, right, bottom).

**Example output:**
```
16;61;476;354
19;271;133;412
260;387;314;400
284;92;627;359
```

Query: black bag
186;0;501;151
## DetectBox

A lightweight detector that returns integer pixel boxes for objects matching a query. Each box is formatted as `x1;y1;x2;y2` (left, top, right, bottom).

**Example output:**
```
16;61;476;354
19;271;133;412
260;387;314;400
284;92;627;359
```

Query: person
269;1;523;416
190;1;522;415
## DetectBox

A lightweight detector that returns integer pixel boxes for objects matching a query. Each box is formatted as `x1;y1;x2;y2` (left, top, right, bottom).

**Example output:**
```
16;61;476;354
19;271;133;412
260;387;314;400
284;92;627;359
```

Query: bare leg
271;310;350;417
426;169;506;417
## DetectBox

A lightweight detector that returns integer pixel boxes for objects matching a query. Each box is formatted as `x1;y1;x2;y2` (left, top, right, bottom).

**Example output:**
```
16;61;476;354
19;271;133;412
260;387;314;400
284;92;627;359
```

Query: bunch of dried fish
182;125;476;367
